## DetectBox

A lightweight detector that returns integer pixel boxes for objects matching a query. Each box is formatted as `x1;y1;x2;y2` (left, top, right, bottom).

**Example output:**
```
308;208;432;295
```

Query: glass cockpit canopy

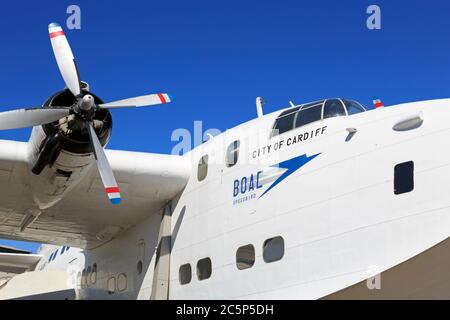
271;98;366;137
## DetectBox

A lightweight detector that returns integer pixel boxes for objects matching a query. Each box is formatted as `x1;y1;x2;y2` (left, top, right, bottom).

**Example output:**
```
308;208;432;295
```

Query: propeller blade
0;108;70;130
87;121;121;205
98;93;172;109
48;23;82;97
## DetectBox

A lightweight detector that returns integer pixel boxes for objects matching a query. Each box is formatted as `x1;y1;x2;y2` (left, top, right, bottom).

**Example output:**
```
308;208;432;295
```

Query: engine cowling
27;87;112;209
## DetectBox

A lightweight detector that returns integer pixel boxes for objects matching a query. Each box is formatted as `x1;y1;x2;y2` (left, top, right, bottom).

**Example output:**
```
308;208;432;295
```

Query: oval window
86;266;92;285
196;258;212;281
236;244;255;270
90;264;97;284
226;140;240;167
137;260;143;275
117;273;127;292
81;269;86;288
197;155;209;181
107;276;116;295
179;263;192;285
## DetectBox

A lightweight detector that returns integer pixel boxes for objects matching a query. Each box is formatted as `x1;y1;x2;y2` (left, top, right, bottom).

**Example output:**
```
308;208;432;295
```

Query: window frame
90;263;97;284
323;99;348;119
107;276;116;295
117;273;127;292
271;98;364;138
197;155;209;182
272;100;327;138
293;102;324;129
271;106;300;137
86;266;92;285
225;140;240;168
342;99;366;115
81;269;87;289
196;257;212;281
263;236;285;263
179;263;192;285
137;260;143;275
236;244;256;270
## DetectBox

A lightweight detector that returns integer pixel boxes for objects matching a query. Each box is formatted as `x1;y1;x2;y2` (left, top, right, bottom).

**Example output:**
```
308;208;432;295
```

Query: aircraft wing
0;245;31;254
0;140;190;249
0;253;42;274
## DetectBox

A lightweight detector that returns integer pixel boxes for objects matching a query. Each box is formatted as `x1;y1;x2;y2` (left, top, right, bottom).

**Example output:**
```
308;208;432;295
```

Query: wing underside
0;253;42;274
0;140;191;249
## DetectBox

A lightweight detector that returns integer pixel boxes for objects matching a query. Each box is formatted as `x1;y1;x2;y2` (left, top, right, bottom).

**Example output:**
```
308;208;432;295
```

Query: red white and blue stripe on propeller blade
105;187;121;205
87;122;121;205
48;22;82;97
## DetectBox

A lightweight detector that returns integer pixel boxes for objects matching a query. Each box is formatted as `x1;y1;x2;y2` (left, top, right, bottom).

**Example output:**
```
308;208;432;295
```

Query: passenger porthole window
86;266;92;285
236;244;255;270
91;264;97;284
107;276;116;295
179;263;192;285
81;269;86;288
196;258;212;281
226;140;240;167
117;273;127;292
263;236;285;263
197;155;209;181
137;260;143;275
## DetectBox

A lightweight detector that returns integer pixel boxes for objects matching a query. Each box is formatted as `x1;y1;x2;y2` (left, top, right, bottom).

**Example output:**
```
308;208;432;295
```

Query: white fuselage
31;98;450;299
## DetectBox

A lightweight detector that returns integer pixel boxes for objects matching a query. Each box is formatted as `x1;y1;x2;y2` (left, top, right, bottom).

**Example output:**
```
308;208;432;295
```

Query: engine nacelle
28;88;112;209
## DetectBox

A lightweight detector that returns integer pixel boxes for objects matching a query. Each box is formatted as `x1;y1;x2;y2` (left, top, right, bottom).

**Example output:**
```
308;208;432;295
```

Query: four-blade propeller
0;23;172;205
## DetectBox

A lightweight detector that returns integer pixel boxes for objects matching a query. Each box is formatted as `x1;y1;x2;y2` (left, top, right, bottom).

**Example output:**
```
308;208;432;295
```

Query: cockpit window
271;98;365;138
272;107;299;136
300;100;325;109
295;103;323;128
323;99;346;119
343;99;366;115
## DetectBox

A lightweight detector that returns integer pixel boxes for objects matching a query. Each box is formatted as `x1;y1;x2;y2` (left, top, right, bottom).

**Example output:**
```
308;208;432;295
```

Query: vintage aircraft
0;23;449;299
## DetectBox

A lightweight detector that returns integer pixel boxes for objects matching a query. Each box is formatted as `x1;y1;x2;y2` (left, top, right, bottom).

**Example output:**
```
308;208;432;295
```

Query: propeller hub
79;94;95;111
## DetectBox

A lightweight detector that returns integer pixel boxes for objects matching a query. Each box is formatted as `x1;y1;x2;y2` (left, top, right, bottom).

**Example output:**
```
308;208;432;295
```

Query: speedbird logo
233;153;320;205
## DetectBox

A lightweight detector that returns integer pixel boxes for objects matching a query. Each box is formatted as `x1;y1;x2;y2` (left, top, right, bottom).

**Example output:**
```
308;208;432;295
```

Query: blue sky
1;0;450;253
